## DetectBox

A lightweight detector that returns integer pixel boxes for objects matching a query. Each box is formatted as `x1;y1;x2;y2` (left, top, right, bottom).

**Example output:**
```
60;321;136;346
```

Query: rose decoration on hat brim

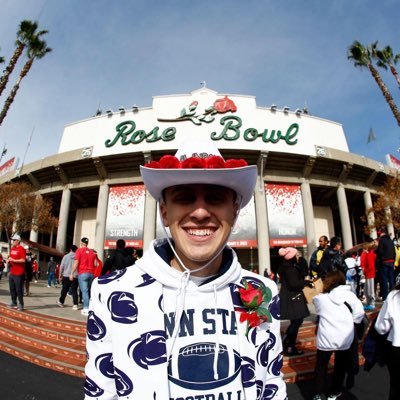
144;156;248;170
239;279;272;334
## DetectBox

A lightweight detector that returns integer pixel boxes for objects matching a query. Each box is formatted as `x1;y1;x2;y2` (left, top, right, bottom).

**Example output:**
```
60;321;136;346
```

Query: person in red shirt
360;241;377;310
70;237;97;316
32;255;39;283
7;234;27;311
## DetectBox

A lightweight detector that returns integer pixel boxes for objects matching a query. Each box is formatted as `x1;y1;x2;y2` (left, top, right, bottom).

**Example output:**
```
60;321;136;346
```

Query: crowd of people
277;231;399;399
1;139;399;399
4;234;139;316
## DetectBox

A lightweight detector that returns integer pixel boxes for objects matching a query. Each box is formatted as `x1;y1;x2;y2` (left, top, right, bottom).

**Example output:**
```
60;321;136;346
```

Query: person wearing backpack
312;270;364;400
309;236;329;278
317;236;346;279
101;239;133;275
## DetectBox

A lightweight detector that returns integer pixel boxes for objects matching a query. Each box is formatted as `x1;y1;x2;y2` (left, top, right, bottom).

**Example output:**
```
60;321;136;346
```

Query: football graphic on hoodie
168;342;242;390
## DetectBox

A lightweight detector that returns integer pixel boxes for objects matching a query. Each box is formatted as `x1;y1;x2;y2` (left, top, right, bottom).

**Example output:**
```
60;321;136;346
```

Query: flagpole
19;127;34;175
0;143;7;163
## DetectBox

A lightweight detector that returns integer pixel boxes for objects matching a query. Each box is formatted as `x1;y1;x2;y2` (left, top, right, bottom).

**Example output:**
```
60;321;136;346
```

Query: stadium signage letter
105;121;176;147
211;116;298;145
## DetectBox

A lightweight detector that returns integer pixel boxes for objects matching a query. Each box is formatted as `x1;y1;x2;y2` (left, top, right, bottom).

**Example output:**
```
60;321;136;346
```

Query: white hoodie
375;289;400;346
313;285;364;351
84;239;287;399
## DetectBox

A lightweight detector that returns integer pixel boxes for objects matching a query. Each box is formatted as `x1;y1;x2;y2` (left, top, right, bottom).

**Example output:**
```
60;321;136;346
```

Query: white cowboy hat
140;140;257;208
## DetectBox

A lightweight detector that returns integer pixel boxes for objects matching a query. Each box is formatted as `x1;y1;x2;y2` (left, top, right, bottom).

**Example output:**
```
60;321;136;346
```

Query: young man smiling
84;140;287;399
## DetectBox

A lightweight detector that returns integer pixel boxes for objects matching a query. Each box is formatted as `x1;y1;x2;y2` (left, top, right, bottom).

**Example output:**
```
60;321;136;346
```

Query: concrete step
0;303;86;377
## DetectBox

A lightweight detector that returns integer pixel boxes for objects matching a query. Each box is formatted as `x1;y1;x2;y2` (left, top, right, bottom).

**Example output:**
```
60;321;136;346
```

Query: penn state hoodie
84;239;287;400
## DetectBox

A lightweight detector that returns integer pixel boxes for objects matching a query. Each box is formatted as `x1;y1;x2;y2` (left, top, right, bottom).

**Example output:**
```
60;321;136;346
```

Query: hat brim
140;165;257;208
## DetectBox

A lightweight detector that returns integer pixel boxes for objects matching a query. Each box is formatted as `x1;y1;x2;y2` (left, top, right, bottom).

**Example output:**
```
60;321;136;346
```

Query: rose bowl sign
59;88;349;158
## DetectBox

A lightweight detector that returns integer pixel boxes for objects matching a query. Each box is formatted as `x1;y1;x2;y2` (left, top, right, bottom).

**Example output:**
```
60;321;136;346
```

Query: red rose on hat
225;159;248;168
159;155;180;169
213;96;237;113
206;156;225;169
144;161;161;168
181;157;206;169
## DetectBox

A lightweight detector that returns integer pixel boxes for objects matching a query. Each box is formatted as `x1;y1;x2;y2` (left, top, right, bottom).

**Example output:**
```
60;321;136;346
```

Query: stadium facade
0;88;392;273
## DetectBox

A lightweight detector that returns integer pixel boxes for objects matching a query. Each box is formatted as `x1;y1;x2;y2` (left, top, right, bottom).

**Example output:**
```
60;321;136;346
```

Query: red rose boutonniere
239;279;272;334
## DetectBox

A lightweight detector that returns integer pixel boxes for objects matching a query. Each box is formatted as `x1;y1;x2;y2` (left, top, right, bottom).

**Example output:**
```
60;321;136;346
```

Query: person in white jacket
375;278;400;400
312;270;364;400
83;140;287;399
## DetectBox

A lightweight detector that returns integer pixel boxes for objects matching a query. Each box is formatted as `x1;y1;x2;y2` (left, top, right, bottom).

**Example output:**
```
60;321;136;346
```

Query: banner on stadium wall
104;184;145;248
0;157;17;177
265;183;306;246
386;153;400;170
156;195;257;248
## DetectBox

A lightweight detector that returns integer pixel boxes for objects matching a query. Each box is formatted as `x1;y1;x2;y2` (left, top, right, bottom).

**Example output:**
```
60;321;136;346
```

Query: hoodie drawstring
167;270;191;359
212;285;220;380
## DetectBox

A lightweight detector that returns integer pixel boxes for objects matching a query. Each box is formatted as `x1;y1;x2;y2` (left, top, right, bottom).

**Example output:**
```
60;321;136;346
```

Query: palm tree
348;40;400;127
0;48;4;65
372;43;400;88
0;20;48;98
0;38;52;126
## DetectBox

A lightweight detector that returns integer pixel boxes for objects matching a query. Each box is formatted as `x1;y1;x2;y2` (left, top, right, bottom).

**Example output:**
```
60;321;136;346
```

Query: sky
0;0;400;167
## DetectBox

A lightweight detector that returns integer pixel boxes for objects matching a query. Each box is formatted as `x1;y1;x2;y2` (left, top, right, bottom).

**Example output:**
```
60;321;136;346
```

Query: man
317;236;346;279
57;245;79;310
46;256;57;287
84;140;287;399
309;235;329;278
70;237;97;316
375;227;395;300
7;234;27;311
101;238;133;275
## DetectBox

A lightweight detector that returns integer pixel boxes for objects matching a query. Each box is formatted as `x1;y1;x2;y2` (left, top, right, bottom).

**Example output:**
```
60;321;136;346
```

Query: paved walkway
0;277;87;322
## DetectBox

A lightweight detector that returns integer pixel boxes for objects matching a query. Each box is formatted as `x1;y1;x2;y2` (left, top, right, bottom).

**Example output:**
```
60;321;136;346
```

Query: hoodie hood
327;284;352;305
135;239;242;291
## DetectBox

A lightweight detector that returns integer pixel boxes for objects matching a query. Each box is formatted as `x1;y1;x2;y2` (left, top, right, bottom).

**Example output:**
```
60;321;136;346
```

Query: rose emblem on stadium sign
157;96;237;126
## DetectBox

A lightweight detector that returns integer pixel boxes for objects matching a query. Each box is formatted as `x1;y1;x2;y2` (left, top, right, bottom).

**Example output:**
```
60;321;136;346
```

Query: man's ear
160;202;169;227
233;201;240;220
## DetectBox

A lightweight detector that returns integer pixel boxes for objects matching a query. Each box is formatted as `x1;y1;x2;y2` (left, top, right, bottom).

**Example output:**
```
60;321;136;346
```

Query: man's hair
330;236;342;248
116;239;126;249
319;235;329;242
71;245;78;252
323;270;346;293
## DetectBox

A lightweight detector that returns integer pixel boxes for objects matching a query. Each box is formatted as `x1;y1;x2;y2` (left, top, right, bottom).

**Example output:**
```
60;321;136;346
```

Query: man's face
160;184;238;272
319;237;328;248
12;239;19;247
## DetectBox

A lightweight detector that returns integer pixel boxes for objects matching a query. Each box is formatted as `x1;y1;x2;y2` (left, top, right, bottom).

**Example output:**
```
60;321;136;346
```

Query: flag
367;128;376;143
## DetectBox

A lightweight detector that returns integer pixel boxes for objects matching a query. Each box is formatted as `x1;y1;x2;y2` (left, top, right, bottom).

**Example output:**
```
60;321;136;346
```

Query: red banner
0;157;16;177
104;184;145;249
265;183;307;247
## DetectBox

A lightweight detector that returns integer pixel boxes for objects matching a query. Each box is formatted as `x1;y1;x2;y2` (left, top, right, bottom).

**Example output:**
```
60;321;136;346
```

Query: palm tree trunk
0;57;34;126
0;44;24;98
388;63;400;87
368;63;400;127
0;84;19;126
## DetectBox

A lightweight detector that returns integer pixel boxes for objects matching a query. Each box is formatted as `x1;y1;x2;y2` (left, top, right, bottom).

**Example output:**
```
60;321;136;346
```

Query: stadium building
0;87;392;273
